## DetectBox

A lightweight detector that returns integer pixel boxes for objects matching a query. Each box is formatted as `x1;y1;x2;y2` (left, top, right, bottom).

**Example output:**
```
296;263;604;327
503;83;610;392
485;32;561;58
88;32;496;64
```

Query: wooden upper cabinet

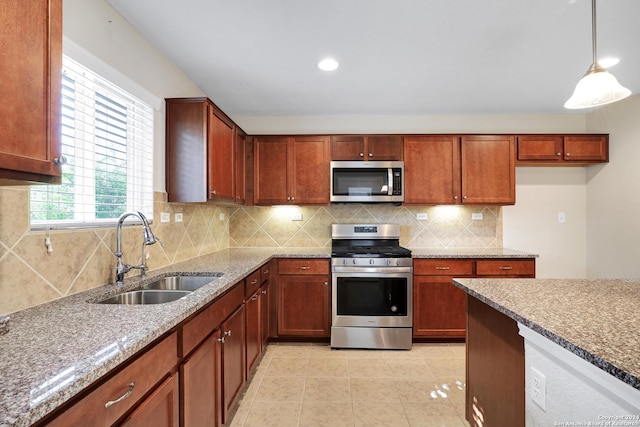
208;106;235;202
461;135;515;205
0;0;62;184
331;135;402;161
234;128;247;204
404;135;461;204
516;134;608;165
165;98;245;204
254;136;330;205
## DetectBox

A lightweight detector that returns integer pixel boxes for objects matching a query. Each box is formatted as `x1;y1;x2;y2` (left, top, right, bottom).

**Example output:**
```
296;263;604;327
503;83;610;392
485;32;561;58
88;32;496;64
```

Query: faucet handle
154;236;164;248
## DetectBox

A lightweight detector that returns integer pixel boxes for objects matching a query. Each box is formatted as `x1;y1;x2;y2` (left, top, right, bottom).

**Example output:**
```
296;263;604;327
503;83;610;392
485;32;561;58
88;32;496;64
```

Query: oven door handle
332;266;413;274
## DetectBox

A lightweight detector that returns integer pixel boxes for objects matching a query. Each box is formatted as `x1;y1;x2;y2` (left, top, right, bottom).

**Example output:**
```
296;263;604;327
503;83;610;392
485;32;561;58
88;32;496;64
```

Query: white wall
63;0;206;193
585;94;640;278
503;168;588;278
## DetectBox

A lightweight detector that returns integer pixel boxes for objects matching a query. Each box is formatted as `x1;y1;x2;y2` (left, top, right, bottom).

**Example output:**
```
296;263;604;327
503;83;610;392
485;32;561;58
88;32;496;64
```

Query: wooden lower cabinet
466;295;525;426
221;305;246;424
121;373;179;427
181;331;221;427
245;288;261;376
260;281;270;349
278;275;330;337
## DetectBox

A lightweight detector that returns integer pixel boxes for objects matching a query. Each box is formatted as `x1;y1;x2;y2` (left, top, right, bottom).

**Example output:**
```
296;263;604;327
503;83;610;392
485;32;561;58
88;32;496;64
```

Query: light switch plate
416;213;428;220
175;213;183;223
219;212;225;221
160;212;170;223
472;213;483;220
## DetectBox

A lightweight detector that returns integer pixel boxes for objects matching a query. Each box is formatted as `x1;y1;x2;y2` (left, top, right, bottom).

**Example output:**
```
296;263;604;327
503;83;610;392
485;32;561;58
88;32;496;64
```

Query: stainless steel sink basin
97;290;191;305
141;275;220;291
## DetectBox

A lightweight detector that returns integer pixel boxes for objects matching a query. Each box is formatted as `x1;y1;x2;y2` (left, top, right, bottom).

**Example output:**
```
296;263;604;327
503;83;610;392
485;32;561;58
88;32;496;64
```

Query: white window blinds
30;56;154;229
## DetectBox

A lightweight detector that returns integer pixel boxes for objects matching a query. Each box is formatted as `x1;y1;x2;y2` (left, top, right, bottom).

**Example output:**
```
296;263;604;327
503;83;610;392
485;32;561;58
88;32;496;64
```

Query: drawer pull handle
297;266;311;270
263;269;269;275
251;279;258;284
218;337;225;343
251;294;258;301
435;267;450;270
261;290;267;294
498;266;513;270
224;330;232;337
105;382;135;408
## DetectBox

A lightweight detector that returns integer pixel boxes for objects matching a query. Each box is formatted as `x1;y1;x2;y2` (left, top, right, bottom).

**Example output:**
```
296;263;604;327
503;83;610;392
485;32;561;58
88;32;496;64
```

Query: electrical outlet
219;212;225;221
416;213;428;220
160;212;170;223
290;212;303;221
472;213;483;221
531;366;546;411
558;212;566;223
175;213;183;223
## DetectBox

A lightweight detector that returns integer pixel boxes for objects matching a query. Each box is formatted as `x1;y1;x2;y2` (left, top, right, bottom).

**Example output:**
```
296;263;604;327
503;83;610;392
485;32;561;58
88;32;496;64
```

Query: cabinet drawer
182;282;244;356
414;259;474;276
245;269;261;298
48;332;178;427
476;259;535;276
278;259;329;275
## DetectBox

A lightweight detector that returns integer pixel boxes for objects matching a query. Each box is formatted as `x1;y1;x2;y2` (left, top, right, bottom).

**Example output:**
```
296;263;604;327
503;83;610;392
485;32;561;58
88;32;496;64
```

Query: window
30;56;154;229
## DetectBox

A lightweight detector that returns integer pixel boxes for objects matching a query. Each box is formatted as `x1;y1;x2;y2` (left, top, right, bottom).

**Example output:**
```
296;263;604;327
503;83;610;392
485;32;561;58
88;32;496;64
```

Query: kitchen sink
97;290;191;305
141;275;221;291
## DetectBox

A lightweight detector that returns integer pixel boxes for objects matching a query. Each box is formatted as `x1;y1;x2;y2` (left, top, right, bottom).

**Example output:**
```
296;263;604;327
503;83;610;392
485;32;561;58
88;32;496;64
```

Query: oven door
331;269;412;328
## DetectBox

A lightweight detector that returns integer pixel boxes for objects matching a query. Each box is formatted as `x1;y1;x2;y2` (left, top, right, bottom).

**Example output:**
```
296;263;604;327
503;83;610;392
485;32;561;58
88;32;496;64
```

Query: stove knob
352;259;357;265
343;259;348;265
386;259;392;266
370;259;374;265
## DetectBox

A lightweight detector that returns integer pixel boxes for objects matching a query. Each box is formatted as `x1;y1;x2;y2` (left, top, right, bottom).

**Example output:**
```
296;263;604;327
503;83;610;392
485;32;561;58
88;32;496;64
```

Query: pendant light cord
591;0;598;65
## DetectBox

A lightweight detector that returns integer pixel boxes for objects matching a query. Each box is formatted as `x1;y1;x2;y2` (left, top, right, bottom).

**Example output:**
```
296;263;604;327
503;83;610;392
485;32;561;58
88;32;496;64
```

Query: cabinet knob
556;152;562;156
261;290;267;294
251;294;258;301
324;281;328;286
453;196;458;200
224;330;232;336
236;195;240;199
463;195;468;199
290;196;295;201
218;337;225;343
212;190;217;195
359;152;364;157
566;153;571;157
368;153;373;157
53;156;67;165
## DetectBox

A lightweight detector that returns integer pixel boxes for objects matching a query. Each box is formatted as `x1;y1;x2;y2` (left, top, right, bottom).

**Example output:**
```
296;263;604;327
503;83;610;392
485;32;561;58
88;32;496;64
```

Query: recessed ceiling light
598;57;620;68
318;58;339;71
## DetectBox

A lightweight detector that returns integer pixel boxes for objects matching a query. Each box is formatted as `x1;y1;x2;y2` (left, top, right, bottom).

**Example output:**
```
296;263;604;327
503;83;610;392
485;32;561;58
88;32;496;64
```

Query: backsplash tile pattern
229;205;502;249
0;187;230;315
1;184;502;316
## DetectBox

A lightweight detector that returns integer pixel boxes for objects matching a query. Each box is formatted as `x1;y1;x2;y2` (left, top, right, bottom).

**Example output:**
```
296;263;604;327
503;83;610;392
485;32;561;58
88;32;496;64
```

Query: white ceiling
106;0;639;116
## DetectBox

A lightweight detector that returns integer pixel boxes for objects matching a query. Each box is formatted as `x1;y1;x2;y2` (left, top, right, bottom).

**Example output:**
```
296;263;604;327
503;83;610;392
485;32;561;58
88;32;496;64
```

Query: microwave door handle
388;168;393;195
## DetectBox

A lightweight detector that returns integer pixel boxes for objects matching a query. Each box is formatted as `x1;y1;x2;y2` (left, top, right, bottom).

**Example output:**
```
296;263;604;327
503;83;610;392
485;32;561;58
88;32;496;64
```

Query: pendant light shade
564;0;631;109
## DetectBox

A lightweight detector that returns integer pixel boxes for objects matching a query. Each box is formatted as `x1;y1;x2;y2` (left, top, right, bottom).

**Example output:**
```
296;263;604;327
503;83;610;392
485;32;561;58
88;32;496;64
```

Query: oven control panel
331;257;413;268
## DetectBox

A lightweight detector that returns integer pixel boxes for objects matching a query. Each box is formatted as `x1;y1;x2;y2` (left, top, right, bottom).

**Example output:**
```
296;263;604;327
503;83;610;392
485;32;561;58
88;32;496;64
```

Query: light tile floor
228;343;471;427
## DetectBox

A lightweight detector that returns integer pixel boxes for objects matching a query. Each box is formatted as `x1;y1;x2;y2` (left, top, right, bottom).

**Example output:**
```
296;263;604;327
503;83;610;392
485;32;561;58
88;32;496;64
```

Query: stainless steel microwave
330;161;404;203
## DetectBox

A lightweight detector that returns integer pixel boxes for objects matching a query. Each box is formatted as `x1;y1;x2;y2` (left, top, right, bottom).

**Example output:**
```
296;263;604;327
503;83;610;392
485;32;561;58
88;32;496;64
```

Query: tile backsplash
0;188;229;315
0;186;501;315
229;205;502;249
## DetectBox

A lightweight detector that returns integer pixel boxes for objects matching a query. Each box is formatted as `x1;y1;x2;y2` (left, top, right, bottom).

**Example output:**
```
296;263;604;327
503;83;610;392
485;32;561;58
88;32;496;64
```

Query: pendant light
564;0;631;109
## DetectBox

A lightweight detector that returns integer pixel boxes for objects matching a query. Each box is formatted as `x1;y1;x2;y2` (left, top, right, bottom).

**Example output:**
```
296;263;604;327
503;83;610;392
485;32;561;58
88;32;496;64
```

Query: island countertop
452;277;640;390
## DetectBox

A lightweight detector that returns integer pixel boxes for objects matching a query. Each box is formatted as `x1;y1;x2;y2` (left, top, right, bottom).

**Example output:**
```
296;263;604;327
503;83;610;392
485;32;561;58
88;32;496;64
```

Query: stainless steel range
330;224;413;350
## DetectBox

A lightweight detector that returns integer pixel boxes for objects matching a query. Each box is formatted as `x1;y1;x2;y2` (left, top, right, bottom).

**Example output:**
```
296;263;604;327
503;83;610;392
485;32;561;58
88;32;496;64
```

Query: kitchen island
453;277;640;426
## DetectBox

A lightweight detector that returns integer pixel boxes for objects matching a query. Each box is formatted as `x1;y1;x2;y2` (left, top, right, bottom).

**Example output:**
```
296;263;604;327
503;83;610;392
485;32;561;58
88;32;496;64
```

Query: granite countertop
0;246;532;427
452;277;640;391
411;247;537;258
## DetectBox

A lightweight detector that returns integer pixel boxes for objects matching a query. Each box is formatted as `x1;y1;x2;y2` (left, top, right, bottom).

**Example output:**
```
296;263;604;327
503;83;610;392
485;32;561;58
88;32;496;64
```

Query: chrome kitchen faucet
114;211;159;288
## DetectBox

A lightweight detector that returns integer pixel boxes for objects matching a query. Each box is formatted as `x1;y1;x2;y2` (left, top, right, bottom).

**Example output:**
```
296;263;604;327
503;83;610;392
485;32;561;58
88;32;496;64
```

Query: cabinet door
181;331;221;427
331;136;365;160
461;135;515;205
403;135;461;204
254;136;289;204
366;135;403;160
290;136;330;204
413;276;467;338
245;290;261;376
517;136;563;162
208;106;235;201
278;275;330;337
234;128;247;204
121;373;179;427
0;0;62;183
221;305;245;424
563;135;608;162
